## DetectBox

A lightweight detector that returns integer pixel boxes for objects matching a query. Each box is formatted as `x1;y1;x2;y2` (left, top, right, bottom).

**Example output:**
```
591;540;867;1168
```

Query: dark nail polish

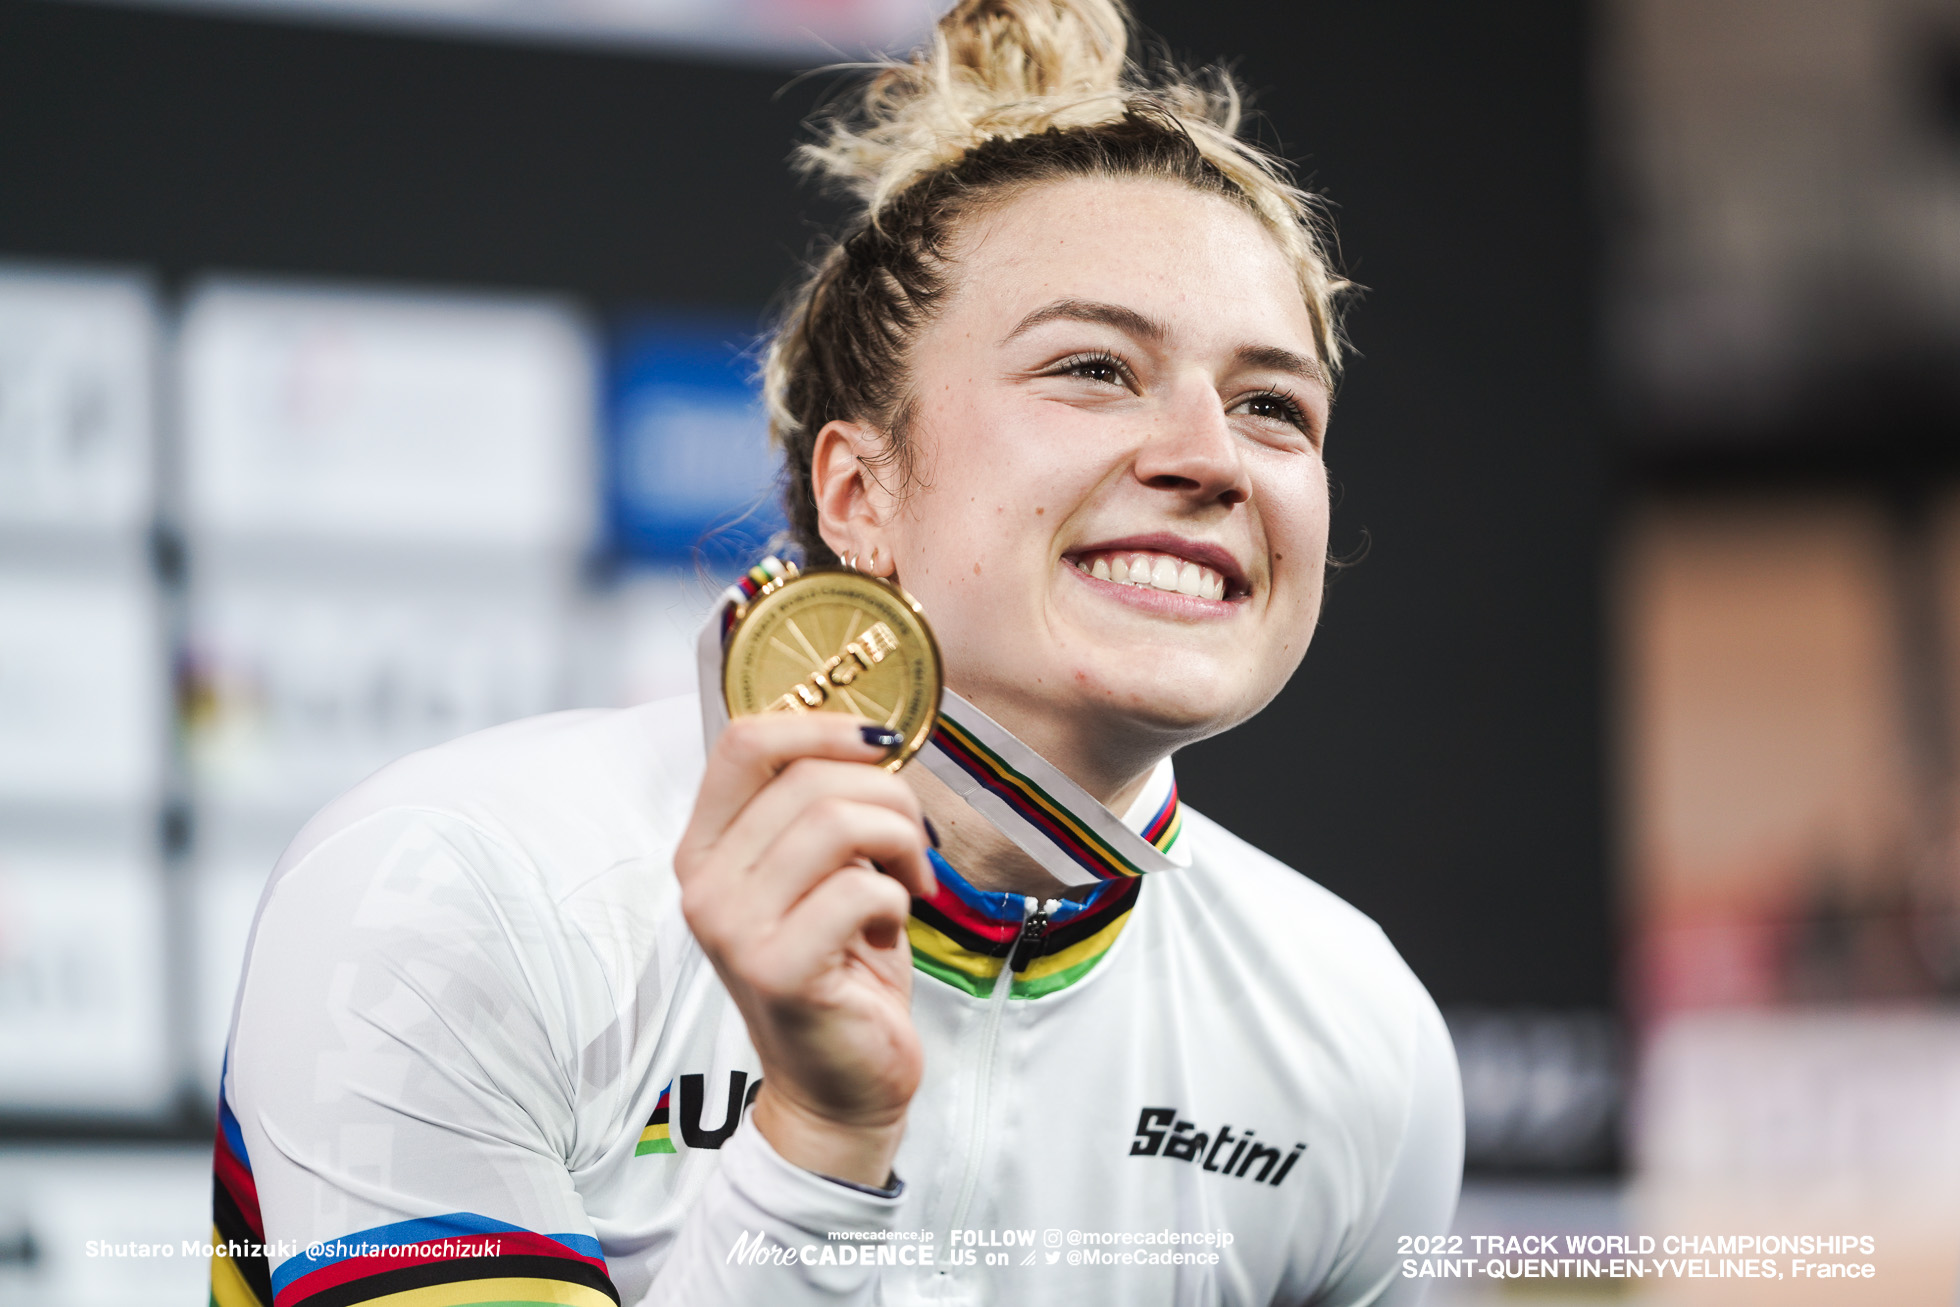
923;816;942;848
860;724;903;749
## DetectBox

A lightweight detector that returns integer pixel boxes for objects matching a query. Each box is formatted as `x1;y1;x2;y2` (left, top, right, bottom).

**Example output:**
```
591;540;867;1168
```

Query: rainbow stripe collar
909;849;1144;999
906;697;1184;998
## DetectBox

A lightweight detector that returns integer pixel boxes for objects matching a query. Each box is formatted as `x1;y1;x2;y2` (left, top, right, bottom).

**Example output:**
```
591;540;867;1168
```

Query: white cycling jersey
212;693;1462;1307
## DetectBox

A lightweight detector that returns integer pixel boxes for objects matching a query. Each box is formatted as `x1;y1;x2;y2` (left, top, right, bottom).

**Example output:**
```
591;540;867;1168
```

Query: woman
211;3;1462;1305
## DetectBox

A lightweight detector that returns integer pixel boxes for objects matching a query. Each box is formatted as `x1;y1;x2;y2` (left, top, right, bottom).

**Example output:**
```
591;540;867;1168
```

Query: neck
904;749;1156;901
947;679;1190;809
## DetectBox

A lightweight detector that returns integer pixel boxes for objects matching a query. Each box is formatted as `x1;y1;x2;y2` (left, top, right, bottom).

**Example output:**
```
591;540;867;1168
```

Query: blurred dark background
0;0;1611;1014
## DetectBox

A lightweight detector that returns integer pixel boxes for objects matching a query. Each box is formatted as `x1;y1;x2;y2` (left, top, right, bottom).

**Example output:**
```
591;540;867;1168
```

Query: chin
1071;663;1253;739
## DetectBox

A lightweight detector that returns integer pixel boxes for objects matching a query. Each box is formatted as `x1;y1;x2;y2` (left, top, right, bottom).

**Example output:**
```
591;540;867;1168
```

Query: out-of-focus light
63;0;939;61
1448;1008;1621;1172
1609;0;1960;439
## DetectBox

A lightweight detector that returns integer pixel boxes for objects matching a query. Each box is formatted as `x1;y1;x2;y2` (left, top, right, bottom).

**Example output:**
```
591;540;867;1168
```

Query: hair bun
802;0;1144;216
940;0;1127;101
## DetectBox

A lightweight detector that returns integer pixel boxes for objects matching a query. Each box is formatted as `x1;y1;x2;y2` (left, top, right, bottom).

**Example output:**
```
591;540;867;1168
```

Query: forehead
940;175;1318;356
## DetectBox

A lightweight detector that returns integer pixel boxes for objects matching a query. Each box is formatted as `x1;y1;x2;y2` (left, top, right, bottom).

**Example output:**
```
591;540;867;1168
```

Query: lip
1063;532;1252;598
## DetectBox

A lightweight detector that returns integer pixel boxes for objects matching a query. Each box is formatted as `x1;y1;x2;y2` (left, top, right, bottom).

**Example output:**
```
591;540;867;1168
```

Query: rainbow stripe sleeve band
270;1214;618;1307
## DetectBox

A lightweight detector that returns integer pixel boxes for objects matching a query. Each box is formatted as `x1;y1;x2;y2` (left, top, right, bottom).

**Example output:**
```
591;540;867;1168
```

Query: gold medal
721;562;942;771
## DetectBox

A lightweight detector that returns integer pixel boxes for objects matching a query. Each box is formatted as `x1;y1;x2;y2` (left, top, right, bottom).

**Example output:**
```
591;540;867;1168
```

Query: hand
674;713;936;1187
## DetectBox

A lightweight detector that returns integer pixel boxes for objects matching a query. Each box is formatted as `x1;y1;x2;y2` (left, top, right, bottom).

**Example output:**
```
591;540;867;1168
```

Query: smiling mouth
1067;549;1233;602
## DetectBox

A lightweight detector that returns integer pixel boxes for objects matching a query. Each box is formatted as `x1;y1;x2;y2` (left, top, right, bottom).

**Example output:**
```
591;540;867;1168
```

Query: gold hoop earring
846;552;860;571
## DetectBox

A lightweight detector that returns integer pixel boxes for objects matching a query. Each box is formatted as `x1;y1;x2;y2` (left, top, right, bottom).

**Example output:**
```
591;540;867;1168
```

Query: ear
810;419;896;574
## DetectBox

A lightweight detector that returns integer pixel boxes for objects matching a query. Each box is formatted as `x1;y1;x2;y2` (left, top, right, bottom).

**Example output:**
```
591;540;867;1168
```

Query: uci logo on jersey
637;1071;762;1156
1128;1107;1306;1187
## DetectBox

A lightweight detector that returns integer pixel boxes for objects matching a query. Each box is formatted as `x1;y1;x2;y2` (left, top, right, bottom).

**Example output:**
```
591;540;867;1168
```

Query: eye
1235;390;1312;433
1049;351;1135;389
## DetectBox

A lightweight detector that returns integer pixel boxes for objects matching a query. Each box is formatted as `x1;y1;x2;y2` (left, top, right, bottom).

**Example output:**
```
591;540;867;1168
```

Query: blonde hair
763;0;1349;562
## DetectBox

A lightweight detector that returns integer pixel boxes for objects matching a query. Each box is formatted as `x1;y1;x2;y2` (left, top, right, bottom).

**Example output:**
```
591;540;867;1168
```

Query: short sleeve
1311;998;1465;1307
217;808;622;1307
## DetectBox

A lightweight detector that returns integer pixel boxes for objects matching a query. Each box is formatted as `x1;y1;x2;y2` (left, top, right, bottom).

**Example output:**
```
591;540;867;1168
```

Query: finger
739;797;934;918
745;866;914;997
684;797;931;953
681;714;898;862
708;756;922;881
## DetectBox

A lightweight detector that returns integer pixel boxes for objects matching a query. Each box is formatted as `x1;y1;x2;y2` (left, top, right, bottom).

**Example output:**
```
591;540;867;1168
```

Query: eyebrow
1003;298;1165;345
1002;297;1329;390
1235;343;1330;391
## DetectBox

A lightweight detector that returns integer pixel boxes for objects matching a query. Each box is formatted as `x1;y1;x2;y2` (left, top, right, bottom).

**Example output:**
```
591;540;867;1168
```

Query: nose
1131;379;1252;507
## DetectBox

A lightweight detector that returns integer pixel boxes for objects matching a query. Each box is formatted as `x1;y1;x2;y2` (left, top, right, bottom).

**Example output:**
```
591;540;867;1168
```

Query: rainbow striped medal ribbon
919;690;1184;888
697;557;1185;887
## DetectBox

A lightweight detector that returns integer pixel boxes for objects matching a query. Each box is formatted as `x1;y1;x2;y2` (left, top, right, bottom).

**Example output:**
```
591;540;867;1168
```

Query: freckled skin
834;176;1333;807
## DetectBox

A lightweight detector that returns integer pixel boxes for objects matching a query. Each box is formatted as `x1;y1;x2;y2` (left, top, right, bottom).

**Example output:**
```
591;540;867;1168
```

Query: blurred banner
606;314;784;570
0;266;774;1122
0;845;172;1117
0;567;165;818
1634;1010;1960;1304
175;279;600;1100
63;0;937;60
0;266;172;1123
178;281;595;556
0;268;156;547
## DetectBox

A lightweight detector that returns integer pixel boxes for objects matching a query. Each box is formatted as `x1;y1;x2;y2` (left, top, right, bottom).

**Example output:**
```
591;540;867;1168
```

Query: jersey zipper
941;894;1058;1249
1008;898;1057;972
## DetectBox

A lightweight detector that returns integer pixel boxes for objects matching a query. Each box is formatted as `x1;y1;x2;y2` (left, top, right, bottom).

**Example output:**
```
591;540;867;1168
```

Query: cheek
904;398;1102;570
893;461;1027;612
1258;459;1332;569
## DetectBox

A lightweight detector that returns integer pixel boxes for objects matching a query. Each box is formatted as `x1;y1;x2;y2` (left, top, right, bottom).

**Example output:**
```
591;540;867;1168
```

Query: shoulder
273;694;707;902
1175;806;1437;1016
1164;807;1456;1128
1168;808;1463;1236
231;696;711;1073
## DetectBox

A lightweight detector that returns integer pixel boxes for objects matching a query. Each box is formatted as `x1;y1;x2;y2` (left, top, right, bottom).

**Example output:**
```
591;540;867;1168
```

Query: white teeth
1077;550;1233;600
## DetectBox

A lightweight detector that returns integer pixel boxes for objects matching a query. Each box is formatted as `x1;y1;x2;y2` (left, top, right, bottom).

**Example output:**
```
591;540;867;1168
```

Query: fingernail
922;816;941;849
860;725;902;749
